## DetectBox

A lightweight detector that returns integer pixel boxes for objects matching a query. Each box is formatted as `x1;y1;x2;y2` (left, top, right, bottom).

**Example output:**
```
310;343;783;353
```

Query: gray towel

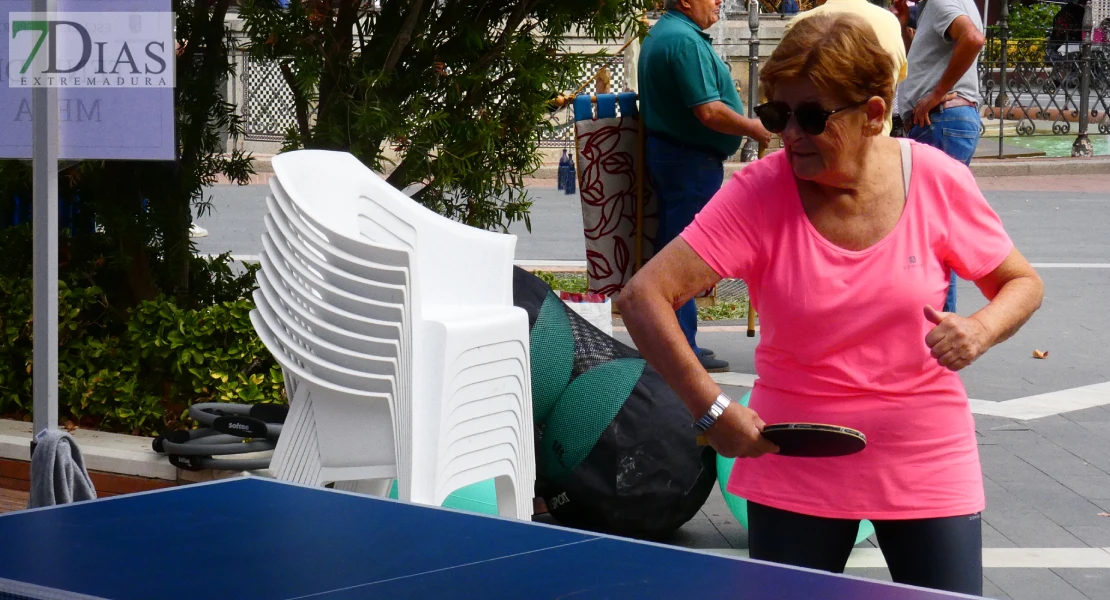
27;429;97;509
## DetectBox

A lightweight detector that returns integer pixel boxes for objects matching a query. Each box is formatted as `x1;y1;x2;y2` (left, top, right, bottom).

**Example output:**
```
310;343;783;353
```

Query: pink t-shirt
681;142;1013;520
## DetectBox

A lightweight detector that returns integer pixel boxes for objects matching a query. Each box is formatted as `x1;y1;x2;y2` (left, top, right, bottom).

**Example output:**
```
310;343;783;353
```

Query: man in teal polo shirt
638;0;770;373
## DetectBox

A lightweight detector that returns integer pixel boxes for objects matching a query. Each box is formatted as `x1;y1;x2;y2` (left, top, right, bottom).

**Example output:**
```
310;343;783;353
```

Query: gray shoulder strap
898;138;912;200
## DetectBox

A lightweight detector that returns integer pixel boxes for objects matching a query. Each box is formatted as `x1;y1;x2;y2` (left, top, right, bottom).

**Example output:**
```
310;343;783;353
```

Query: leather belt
932;96;977;113
902;94;978;126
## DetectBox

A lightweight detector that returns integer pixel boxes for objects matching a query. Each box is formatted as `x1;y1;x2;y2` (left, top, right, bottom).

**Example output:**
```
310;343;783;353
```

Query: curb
490;157;1110;183
0;419;248;484
965;156;1110;177
252;154;275;173
250;153;1110;183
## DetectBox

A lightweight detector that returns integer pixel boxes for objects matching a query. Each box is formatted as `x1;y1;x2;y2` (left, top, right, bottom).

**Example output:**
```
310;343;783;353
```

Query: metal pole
32;0;59;441
998;0;1009;159
1073;0;1094;157
740;0;761;162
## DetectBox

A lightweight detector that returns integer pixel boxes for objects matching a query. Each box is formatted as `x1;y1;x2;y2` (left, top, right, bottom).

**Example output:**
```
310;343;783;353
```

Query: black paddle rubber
761;423;867;458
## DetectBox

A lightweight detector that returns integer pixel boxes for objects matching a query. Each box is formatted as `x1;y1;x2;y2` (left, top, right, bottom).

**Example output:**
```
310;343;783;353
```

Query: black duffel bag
514;267;716;540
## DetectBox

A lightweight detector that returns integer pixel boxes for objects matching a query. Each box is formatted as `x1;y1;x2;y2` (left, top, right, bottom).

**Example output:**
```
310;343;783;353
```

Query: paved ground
194;173;1110;599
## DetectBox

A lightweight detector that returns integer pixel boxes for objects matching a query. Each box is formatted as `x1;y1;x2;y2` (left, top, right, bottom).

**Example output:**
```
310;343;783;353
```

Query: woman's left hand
923;305;991;372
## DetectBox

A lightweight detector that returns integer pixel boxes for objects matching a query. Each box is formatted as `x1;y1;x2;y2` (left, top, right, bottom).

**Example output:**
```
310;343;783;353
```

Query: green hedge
0;227;283;436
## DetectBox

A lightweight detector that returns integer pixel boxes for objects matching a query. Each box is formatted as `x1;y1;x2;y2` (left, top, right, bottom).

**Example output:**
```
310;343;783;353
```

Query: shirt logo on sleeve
904;255;920;270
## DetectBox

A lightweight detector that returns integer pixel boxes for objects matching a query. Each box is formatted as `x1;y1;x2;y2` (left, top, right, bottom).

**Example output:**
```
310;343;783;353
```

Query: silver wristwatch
694;393;732;433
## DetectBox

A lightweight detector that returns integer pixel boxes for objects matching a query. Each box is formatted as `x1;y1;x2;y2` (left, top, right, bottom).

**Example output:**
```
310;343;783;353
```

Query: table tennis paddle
696;422;866;458
761;423;866;457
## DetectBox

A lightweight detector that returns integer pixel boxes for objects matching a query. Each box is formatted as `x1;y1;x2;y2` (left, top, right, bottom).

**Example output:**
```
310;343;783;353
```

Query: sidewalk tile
982;576;1015;600
1051;570;1110;600
977;415;1024;430
700;488;748;549
711;519;748;550
983;478;1088;547
1065;406;1110;424
996;479;1108;527
1064;525;1110;547
1028;415;1093;436
1058;476;1110;501
983;521;1018;548
670;512;731;549
989;428;1045;447
979;444;1054;483
985;569;1092;600
1047;438;1110;476
1008;441;1109;480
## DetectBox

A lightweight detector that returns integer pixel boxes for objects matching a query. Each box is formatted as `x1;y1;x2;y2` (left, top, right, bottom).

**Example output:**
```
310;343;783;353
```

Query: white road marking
710;375;1110;421
968;382;1110;420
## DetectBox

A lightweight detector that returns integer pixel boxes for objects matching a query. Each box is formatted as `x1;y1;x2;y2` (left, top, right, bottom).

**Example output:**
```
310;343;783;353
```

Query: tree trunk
170;0;233;301
313;0;360;150
115;163;159;305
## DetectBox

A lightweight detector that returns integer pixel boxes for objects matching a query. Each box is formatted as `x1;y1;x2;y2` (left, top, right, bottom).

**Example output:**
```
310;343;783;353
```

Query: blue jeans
907;105;981;313
647;134;725;353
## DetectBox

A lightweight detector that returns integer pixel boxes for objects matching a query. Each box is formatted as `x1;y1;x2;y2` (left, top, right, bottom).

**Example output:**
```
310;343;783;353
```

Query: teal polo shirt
638;11;745;158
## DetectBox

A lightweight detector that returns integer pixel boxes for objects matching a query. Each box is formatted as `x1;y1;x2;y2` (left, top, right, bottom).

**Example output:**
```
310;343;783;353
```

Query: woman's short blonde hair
760;12;896;113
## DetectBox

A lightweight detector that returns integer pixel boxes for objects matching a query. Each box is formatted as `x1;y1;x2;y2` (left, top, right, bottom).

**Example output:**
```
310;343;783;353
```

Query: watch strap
694;393;732;433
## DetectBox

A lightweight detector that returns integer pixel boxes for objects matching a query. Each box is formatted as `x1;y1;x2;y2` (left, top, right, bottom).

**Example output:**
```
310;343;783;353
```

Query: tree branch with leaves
239;0;650;231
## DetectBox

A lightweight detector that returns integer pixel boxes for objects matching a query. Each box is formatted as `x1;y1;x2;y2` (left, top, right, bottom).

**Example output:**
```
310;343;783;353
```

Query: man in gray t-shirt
893;0;985;312
894;0;985;160
896;0;985;158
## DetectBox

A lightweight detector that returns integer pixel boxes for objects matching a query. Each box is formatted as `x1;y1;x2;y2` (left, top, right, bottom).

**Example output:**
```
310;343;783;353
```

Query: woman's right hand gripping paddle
705;402;780;459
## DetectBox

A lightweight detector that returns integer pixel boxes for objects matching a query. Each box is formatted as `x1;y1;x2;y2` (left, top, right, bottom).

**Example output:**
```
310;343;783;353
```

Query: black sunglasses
754;100;868;136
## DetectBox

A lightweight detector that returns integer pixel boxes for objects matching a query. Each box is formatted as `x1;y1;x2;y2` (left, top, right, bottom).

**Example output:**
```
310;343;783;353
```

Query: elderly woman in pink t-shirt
618;13;1042;597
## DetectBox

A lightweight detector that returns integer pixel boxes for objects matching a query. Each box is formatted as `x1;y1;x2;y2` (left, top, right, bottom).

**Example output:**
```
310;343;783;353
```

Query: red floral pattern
574;116;658;298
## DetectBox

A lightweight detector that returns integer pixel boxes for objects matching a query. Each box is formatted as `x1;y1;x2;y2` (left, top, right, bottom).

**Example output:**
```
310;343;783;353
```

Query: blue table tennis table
0;477;980;599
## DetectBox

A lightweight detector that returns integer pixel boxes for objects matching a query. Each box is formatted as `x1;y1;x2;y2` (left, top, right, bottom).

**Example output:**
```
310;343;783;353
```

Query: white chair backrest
269;174;411;271
256;273;401;363
260;253;404;344
266;193;408;289
252;307;394;396
271;150;517;308
265;213;409;308
262;234;406;326
254;290;398;381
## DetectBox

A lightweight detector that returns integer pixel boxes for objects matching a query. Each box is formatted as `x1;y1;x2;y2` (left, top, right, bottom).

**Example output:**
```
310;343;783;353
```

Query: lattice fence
1097;0;1110;31
540;57;630;148
243;57;299;142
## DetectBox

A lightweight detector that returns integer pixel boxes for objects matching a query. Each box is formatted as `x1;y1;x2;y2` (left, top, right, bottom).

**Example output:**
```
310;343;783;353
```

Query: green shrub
988;2;1058;39
0;228;282;436
533;270;588;294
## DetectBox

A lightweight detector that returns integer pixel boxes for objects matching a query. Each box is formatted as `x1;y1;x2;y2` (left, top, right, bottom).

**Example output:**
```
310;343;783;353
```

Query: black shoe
698;354;730;373
698;347;716;359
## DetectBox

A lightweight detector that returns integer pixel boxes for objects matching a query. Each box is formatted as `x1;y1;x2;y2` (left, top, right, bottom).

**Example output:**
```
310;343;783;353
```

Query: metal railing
979;0;1110;157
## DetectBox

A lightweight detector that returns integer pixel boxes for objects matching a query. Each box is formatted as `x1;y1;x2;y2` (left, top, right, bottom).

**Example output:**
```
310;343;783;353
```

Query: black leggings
748;501;983;596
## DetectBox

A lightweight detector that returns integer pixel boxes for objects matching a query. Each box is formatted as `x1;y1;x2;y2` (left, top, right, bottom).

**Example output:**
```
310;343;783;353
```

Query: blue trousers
907;105;981;313
647;134;725;353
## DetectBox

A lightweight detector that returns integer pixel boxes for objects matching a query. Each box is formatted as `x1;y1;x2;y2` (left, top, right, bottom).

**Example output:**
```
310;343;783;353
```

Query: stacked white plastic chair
251;149;535;520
